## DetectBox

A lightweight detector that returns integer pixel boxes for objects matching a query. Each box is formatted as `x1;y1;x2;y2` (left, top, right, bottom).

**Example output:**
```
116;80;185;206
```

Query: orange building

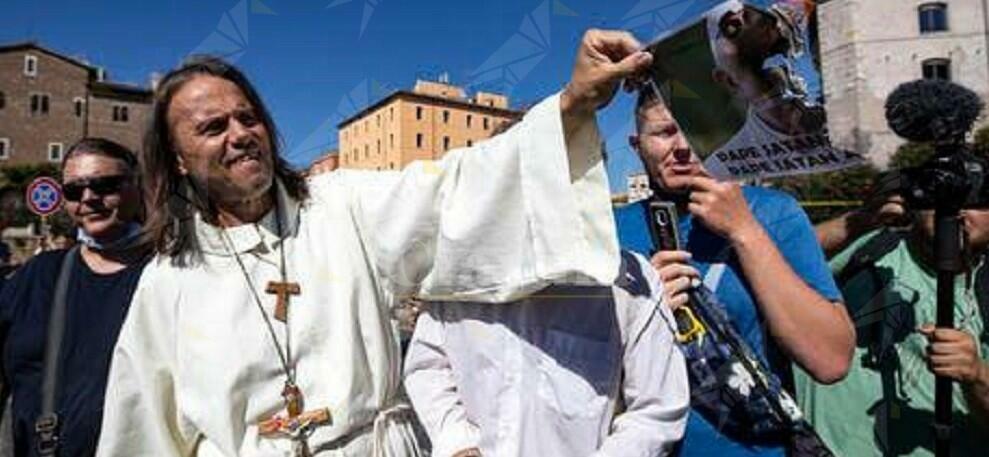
337;79;521;170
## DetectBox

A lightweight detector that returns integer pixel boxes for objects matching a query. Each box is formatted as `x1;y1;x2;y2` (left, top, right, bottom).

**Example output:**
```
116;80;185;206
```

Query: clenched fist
561;29;653;117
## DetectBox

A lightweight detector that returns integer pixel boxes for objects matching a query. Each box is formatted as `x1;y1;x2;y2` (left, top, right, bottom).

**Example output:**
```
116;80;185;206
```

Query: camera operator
798;197;989;456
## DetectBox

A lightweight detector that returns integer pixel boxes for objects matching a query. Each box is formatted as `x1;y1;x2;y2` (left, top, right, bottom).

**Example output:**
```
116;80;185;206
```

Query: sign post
25;177;63;251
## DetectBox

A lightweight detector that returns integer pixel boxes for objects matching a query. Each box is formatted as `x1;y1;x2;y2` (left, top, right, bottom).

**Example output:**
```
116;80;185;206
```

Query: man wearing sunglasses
0;138;149;457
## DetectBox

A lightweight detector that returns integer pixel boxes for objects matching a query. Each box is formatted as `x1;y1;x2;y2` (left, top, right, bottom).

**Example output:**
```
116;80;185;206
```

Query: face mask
76;222;143;252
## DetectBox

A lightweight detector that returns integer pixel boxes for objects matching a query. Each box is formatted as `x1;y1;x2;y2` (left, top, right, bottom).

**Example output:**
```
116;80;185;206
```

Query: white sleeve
96;262;198;457
402;309;481;457
322;92;619;303
594;255;690;457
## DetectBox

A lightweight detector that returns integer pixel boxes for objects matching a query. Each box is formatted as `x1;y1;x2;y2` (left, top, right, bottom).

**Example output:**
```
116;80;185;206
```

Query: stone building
337;79;521;170
818;0;989;166
0;42;151;166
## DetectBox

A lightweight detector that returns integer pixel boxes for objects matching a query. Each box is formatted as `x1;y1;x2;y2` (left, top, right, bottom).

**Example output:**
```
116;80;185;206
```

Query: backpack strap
836;230;905;287
36;246;80;457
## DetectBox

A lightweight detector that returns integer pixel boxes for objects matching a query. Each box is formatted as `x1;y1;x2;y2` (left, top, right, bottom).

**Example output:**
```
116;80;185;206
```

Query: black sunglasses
62;175;130;202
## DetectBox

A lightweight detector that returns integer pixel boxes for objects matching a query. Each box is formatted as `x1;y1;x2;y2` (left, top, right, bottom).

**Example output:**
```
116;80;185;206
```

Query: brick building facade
337;80;520;170
0;42;151;166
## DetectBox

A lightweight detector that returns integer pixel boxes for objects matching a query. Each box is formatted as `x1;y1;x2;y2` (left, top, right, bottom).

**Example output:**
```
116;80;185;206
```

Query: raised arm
342;30;653;303
815;195;908;258
686;178;854;384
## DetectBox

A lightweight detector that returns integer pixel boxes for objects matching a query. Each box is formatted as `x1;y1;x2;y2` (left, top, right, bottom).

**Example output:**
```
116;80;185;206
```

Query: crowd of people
0;24;986;457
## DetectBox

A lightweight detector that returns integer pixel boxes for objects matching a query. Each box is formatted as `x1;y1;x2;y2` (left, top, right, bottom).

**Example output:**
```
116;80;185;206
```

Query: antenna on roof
439;72;449;84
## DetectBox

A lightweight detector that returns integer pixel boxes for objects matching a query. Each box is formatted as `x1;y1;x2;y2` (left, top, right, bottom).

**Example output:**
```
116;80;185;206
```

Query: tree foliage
768;164;880;222
0;163;63;228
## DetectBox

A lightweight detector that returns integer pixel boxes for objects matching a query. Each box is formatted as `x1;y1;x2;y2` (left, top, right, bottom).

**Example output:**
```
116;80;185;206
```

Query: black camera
876;147;989;210
878;79;988;210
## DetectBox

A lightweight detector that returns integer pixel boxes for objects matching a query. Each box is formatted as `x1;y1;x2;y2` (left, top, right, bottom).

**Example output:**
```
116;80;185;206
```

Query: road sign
25;177;63;217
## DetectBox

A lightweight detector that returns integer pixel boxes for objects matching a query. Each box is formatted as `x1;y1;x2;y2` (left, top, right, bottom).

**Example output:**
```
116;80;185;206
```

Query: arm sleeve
338;92;619;303
594;258;690;457
402;308;481;457
766;194;843;303
96;265;198;457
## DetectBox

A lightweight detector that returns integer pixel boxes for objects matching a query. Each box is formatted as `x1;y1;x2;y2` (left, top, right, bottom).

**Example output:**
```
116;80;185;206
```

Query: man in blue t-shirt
614;89;854;456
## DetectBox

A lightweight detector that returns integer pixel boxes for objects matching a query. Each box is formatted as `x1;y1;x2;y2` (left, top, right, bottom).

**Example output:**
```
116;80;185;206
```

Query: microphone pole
932;155;963;457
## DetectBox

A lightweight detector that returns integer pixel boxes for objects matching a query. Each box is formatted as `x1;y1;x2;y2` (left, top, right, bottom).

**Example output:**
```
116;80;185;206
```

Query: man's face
62;154;140;241
714;5;786;71
167;75;274;206
630;101;705;193
963;209;989;252
915;209;989;254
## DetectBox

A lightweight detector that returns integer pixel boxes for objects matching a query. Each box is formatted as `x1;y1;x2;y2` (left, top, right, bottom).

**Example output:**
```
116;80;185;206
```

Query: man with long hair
97;30;653;456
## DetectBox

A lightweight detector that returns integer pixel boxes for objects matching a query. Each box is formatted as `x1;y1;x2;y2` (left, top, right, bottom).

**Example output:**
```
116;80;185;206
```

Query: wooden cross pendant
266;281;301;322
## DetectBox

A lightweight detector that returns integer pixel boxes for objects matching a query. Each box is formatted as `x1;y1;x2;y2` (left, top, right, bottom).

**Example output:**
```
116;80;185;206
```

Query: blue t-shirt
614;186;841;457
0;249;147;457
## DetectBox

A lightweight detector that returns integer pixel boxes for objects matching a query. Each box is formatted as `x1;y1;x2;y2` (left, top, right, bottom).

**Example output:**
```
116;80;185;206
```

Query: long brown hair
142;55;308;265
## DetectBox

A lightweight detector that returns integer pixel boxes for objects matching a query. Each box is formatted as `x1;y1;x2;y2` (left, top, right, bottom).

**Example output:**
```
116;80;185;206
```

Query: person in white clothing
96;29;654;456
404;251;690;457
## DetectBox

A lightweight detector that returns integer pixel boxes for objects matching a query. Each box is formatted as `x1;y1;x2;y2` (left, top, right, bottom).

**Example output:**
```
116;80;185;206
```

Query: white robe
96;93;619;456
404;253;690;457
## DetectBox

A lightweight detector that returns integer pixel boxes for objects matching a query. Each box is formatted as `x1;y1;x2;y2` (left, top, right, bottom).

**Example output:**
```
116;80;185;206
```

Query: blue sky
2;0;809;192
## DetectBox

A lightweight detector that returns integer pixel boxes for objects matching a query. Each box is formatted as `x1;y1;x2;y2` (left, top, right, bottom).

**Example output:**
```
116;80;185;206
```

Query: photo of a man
646;0;861;180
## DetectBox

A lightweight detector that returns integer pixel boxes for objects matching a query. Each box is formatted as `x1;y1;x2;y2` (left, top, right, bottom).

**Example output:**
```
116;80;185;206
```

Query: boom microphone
884;79;983;144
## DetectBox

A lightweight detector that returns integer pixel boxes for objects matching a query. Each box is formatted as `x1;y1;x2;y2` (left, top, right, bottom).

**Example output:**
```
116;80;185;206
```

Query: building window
919;3;948;33
0;91;5;110
467;140;473;147
30;93;50;116
24;55;38;77
483;117;489;130
922;58;951;80
443;136;450;151
74;98;85;117
364;145;369;159
48;143;64;162
390;107;394;121
416;133;423;148
0;138;9;160
390;162;395;169
376;114;380;126
377;140;381;155
389;134;394;148
416;106;423;120
466;115;473;128
443;110;450;124
112;105;129;122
